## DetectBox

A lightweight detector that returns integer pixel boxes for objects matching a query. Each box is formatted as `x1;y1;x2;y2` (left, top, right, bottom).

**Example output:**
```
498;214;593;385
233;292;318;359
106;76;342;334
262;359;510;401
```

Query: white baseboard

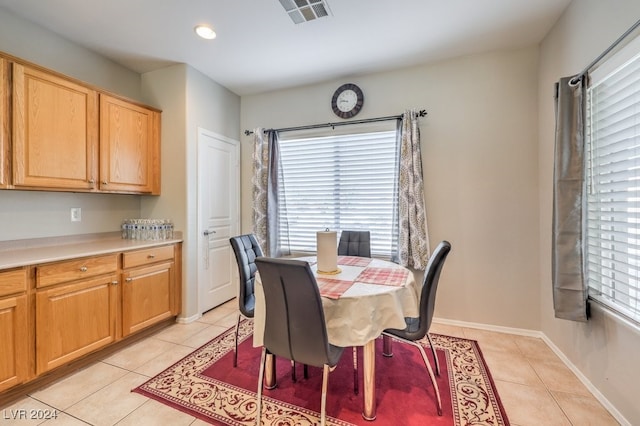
432;317;630;426
176;312;201;324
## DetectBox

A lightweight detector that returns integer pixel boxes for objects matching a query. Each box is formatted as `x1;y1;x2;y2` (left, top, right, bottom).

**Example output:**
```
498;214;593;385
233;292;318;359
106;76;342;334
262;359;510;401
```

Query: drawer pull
148;254;156;259
80;266;88;272
111;280;118;286
125;278;133;282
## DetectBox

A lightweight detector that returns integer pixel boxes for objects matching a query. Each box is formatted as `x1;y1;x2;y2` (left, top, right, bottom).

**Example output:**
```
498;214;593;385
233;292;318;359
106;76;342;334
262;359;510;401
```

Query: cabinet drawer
123;245;174;269
0;268;27;297
37;254;118;288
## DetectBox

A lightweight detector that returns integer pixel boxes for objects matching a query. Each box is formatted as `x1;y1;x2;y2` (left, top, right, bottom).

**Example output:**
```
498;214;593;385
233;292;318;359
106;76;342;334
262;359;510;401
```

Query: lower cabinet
0;268;28;392
0;241;181;393
122;262;174;336
35;274;118;374
0;294;28;392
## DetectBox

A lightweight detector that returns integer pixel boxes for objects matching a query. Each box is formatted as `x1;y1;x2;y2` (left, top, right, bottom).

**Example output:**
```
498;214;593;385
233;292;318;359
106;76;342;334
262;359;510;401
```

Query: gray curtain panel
552;76;589;322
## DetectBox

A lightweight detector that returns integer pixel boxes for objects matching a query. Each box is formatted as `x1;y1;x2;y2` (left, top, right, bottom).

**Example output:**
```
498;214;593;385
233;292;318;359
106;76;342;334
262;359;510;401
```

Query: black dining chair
382;240;451;416
255;257;347;426
229;234;263;368
337;230;371;258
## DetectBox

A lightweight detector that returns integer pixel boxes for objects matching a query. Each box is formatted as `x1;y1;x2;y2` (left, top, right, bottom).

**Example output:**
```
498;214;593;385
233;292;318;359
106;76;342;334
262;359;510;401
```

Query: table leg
362;340;376;421
382;335;393;357
265;353;277;389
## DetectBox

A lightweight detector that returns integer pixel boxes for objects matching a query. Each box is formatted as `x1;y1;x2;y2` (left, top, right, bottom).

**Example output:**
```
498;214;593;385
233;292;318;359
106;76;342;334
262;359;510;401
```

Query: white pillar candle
317;230;338;273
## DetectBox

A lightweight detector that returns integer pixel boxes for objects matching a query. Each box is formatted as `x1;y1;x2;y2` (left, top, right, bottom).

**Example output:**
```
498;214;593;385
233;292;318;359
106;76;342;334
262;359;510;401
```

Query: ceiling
0;0;571;96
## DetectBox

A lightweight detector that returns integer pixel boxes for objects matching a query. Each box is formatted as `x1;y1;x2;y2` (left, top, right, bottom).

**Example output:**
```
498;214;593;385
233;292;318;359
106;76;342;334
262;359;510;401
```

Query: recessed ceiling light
194;25;216;40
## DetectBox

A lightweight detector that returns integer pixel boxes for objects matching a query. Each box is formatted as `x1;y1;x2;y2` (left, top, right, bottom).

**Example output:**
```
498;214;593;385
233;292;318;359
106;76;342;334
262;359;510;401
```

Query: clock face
331;84;364;119
336;89;357;112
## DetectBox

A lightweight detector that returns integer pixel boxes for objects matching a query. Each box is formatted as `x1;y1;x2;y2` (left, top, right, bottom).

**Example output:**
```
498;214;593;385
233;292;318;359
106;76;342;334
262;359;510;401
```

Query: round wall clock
331;83;364;119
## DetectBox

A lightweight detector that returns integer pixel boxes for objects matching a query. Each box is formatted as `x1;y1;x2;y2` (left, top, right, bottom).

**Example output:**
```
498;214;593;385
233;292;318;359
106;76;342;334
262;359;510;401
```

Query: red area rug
133;320;509;425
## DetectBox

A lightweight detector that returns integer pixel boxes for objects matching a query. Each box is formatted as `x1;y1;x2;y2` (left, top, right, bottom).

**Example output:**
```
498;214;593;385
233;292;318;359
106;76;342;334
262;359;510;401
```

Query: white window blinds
278;126;398;258
586;35;640;323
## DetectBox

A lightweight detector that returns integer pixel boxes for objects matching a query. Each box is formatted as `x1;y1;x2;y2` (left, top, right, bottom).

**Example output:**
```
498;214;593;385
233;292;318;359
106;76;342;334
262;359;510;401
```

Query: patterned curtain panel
252;129;287;257
552;77;588;322
398;110;430;270
252;128;268;252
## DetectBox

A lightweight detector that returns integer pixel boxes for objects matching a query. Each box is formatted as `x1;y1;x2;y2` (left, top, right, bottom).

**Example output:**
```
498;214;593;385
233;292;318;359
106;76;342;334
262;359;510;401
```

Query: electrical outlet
70;207;82;222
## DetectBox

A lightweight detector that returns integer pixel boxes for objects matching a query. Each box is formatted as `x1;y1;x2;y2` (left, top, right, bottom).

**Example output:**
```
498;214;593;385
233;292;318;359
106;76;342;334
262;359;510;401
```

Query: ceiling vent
279;0;332;24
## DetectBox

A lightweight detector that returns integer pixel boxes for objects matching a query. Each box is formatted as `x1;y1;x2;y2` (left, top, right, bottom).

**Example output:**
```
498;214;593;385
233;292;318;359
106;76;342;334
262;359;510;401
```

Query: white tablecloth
253;257;420;348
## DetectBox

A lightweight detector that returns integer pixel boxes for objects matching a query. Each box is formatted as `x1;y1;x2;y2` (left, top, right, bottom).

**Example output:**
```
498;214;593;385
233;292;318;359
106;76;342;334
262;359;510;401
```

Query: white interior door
197;128;240;313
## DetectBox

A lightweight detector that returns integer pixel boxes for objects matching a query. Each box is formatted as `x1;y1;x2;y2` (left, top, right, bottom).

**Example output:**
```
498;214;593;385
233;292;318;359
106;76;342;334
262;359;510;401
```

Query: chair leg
303;363;308;379
382;335;394;357
320;364;330;426
256;347;267;425
415;342;442;416
291;360;296;382
426;333;441;376
352;346;359;395
234;313;241;368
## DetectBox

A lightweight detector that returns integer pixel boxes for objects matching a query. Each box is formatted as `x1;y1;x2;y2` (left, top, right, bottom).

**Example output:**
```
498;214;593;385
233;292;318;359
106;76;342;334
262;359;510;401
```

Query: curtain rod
243;109;427;136
570;18;640;84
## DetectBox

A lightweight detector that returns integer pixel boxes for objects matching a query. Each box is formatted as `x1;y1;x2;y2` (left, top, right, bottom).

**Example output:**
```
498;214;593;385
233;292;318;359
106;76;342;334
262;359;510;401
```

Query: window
586;35;640;323
277;123;398;258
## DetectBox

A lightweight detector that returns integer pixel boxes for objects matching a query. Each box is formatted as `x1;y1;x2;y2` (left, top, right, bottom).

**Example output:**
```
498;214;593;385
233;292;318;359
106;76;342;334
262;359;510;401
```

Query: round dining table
253;255;420;421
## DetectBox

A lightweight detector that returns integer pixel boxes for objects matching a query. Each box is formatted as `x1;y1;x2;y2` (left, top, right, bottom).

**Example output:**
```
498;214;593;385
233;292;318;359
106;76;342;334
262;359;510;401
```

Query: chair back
416;241;451;337
337;230;371;257
256;257;333;368
229;234;263;317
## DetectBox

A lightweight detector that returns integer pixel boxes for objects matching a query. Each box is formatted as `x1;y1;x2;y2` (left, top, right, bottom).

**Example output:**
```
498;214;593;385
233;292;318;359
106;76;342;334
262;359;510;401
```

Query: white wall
141;64;240;320
182;66;240;319
0;8;144;241
0;9;141;102
241;46;541;330
538;1;640;424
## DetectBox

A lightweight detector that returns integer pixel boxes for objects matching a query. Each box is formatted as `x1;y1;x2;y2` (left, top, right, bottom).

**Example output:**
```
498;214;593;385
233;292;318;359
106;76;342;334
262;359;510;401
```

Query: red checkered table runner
337;256;372;267
316;277;355;299
355;267;409;287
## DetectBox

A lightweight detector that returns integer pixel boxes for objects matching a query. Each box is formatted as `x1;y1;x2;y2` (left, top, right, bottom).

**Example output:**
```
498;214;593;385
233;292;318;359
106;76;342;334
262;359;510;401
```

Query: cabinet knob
125;277;133;282
111;280;118;286
80;266;88;272
88;179;95;184
148;254;155;259
102;181;108;185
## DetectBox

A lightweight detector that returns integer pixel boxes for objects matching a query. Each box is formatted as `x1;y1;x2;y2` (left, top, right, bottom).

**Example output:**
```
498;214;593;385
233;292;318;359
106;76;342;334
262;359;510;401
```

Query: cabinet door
36;274;117;374
0;58;9;188
100;94;160;194
12;64;98;190
122;262;173;336
0;295;28;392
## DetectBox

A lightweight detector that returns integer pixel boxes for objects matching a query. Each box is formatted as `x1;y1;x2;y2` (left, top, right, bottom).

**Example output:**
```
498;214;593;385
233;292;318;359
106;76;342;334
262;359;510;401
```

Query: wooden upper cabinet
12;63;98;191
0;58;9;188
100;94;160;194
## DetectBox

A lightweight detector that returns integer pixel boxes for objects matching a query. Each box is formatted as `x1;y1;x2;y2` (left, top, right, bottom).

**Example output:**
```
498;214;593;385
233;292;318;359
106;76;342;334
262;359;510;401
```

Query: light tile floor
0;300;619;425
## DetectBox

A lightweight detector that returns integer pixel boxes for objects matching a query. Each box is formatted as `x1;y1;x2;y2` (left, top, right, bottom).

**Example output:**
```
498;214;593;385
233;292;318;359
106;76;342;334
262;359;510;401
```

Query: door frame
196;127;240;315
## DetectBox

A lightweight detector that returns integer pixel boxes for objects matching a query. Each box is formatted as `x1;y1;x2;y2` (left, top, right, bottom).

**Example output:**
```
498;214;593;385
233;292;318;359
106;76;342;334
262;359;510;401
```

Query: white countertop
0;232;183;270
